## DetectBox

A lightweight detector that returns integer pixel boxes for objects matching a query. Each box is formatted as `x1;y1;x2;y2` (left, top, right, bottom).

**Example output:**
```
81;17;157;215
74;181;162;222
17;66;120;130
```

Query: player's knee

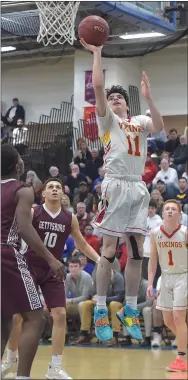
163;313;174;329
129;235;144;260
21;309;45;329
12;313;22;327
173;311;186;326
51;307;66;324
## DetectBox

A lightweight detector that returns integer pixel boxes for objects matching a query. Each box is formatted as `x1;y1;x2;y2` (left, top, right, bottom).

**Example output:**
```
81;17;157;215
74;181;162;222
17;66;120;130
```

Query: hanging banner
85;70;105;105
83;106;99;141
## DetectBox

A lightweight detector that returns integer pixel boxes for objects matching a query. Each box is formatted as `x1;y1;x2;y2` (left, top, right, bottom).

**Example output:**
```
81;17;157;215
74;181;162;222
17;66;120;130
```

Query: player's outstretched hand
49;258;66;281
80;38;103;53
141;71;151;100
147;285;154;299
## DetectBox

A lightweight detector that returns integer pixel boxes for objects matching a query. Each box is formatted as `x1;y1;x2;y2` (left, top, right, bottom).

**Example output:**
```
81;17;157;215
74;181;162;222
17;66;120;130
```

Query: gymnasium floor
29;344;187;380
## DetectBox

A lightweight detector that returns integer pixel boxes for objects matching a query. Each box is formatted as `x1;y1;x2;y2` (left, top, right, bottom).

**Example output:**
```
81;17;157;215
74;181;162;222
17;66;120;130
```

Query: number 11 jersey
28;204;72;263
96;105;150;177
153;224;187;274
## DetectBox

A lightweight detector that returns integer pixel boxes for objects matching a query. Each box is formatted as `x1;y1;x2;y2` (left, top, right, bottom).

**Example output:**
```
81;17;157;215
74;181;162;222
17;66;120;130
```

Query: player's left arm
70;215;100;263
141;71;164;134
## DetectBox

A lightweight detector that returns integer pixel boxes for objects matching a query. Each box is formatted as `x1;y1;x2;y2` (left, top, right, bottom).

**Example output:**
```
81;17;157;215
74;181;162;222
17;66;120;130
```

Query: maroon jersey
28;204;72;261
1;179;25;250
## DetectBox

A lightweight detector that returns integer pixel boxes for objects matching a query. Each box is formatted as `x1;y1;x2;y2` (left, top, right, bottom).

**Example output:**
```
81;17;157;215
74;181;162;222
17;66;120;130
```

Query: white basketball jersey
96;106;149;177
153;224;187;274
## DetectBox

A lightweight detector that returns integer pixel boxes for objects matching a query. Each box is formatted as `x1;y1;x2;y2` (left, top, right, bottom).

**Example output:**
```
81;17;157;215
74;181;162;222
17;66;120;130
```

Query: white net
36;1;80;46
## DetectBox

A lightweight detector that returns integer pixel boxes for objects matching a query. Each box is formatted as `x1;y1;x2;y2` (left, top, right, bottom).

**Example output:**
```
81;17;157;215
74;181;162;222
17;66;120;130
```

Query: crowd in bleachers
2;105;188;348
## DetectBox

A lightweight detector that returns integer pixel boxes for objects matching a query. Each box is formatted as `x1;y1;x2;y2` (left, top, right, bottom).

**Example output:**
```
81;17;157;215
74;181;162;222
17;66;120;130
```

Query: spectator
75;203;92;235
66;164;87;196
78;252;94;275
115;236;128;273
175;177;188;211
85;149;103;182
62;236;76;264
155;179;176;201
83;224;100;256
92;167;105;191
164;128;180;155
73;181;93;214
61;194;74;213
12;119;28;155
152;158;178;190
122;278;153;347
93;182;102;213
171;135;188;178
142;201;162;281
182;163;188;181
181;211;188;227
77;269;124;345
3;98;25;126
65;257;93;322
73;140;92;173
142;152;158;189
150;189;164;216
48;166;68;193
25;170;43;205
1;120;8;144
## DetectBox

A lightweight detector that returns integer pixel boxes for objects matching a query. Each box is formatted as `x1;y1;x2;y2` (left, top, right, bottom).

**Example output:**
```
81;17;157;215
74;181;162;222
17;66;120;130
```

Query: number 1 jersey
27;204;72;262
96;105;150;177
153;224;187;274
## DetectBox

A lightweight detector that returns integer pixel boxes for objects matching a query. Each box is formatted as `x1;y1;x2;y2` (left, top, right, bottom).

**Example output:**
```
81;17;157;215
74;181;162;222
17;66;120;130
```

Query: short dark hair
43;178;63;190
68;257;81;266
169;128;177;134
13;98;18;102
149;200;157;209
84;224;93;229
179;177;187;182
1;144;19;177
106;85;129;107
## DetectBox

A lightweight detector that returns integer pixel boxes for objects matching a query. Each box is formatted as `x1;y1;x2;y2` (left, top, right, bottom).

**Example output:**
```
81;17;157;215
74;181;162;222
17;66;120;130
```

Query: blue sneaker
116;305;142;341
94;306;113;342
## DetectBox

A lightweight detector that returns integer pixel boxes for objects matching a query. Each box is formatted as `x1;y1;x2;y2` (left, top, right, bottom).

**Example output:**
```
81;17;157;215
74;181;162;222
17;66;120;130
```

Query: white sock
51;355;62;368
7;348;18;363
126;296;137;310
96;296;106;310
123;326;130;337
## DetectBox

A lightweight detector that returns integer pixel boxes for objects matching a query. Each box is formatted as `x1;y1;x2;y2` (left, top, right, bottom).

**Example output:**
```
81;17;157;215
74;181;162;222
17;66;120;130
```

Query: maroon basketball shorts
1;246;42;317
26;255;66;309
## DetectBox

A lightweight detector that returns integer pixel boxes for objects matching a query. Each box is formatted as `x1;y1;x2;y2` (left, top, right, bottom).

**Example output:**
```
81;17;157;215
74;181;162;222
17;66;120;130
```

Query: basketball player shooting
1;144;66;379
80;38;164;342
2;178;100;380
147;199;187;372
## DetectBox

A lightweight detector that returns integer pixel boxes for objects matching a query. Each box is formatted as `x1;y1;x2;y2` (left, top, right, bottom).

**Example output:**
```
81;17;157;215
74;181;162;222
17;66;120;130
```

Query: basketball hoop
36;1;80;46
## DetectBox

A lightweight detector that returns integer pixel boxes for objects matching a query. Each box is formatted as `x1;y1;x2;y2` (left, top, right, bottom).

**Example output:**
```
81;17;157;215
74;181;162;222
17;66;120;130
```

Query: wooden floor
27;345;187;380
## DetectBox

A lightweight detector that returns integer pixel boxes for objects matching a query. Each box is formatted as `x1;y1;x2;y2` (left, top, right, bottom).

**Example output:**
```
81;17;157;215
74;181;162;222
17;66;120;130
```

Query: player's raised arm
71;214;100;263
80;38;106;117
15;186;66;280
147;231;158;298
141;71;164;134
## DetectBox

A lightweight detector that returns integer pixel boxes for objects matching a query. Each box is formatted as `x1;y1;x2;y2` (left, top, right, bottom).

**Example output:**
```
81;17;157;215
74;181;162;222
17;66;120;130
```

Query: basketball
78;15;110;46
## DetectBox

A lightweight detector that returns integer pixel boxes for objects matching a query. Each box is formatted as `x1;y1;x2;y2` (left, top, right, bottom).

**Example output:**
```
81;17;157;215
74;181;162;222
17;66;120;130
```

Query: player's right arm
80;39;114;134
147;231;158;299
15;186;66;280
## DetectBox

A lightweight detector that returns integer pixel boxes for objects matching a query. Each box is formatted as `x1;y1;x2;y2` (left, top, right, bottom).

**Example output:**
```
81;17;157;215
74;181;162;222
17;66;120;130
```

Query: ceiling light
1;46;16;52
119;32;165;40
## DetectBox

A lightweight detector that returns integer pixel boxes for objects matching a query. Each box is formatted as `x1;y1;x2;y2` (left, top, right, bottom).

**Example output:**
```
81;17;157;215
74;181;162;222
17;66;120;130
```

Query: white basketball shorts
92;176;150;237
156;273;188;311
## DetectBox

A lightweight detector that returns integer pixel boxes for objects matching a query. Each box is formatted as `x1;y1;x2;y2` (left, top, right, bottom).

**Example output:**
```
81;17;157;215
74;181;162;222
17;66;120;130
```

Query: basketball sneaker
116;305;142;341
166;357;188;372
46;364;72;379
94;306;113;342
1;359;18;379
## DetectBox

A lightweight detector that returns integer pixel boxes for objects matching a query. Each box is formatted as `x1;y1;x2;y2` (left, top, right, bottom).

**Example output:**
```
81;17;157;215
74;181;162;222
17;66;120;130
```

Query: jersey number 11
127;135;141;157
